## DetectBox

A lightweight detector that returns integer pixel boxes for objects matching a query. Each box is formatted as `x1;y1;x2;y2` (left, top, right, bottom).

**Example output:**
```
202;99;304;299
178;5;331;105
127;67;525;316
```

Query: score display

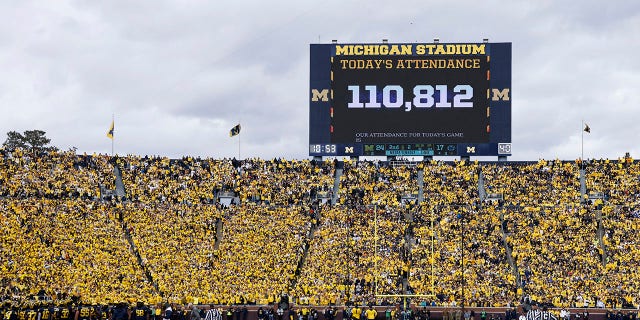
363;143;458;157
309;42;512;157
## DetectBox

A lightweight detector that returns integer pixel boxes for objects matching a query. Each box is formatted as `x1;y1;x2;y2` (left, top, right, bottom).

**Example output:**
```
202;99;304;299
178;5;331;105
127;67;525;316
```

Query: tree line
2;130;57;152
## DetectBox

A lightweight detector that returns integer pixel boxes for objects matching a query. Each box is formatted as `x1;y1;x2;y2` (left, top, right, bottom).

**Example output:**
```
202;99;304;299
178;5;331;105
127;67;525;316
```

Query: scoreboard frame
309;42;512;157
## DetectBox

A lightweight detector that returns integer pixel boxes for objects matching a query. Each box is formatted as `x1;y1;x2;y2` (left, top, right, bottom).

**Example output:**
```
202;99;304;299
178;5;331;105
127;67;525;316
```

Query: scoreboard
309;42;512;157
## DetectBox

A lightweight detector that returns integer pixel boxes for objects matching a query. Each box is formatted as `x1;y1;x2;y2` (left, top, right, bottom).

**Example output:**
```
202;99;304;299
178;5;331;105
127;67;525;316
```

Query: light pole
430;205;435;299
374;202;378;297
438;204;472;308
459;208;465;308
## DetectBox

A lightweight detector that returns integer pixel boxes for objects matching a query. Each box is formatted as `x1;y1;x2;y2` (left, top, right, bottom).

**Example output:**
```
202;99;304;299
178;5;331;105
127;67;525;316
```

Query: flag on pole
229;124;241;137
583;123;590;133
107;120;114;139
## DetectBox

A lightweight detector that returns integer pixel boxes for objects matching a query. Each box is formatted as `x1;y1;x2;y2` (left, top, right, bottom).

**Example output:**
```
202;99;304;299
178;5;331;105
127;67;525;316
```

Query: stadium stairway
114;159;160;295
417;169;424;203
580;168;587;202
122;222;161;294
289;209;320;291
595;209;608;265
214;218;223;250
113;163;127;199
331;162;343;205
499;210;522;289
478;169;487;202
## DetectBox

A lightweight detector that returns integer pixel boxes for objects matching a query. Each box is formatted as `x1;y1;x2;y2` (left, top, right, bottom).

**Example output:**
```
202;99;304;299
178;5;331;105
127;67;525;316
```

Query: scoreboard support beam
498;156;508;162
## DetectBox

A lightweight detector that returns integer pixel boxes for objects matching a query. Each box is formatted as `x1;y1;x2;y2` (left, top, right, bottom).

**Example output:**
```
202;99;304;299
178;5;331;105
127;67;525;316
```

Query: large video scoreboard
309;42;511;157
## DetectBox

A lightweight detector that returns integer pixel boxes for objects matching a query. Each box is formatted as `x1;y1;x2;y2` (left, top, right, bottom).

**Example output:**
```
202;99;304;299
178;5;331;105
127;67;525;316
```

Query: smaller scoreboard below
363;143;458;156
309;42;512;157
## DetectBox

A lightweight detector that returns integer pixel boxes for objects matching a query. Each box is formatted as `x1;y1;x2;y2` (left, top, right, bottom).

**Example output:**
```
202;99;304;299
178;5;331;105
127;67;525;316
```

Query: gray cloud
1;0;639;160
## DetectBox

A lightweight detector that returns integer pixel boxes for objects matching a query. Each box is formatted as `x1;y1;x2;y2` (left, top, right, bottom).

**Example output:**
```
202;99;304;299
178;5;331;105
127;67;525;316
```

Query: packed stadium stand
2;148;640;315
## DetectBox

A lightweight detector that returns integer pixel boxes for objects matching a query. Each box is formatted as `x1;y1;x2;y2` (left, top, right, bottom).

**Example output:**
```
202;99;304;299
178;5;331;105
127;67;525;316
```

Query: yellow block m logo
345;147;354;154
311;89;329;102
491;88;510;101
466;146;476;154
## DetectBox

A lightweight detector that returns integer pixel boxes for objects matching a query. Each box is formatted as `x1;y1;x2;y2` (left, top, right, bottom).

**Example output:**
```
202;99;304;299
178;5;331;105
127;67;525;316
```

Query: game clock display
309;144;337;155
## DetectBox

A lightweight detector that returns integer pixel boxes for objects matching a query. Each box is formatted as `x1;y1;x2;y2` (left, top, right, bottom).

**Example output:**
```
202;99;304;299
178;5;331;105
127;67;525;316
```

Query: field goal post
375;294;436;310
371;204;439;308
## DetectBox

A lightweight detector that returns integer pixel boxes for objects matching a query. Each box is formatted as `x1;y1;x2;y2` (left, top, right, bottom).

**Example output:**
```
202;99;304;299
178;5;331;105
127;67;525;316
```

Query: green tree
2;130;56;151
3;131;28;150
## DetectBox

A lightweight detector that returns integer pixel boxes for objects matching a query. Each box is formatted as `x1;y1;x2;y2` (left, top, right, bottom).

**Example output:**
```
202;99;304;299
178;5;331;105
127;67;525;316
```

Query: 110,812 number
347;84;474;111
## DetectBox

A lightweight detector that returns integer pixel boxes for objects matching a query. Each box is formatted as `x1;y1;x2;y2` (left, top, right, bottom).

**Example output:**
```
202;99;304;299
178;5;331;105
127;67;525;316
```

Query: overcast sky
1;0;639;160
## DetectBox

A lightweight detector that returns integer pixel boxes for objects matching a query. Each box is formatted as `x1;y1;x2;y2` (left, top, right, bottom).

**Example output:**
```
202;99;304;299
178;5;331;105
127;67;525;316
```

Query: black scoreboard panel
309;43;512;157
332;56;490;144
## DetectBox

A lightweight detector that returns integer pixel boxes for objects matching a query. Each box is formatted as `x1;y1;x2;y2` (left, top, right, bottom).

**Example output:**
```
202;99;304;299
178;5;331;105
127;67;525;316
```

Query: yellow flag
107;120;114;139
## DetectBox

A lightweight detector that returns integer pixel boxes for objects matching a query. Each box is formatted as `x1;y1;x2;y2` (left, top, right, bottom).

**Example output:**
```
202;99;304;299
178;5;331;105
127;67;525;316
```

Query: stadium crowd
482;159;640;308
339;160;418;208
0;198;154;302
410;160;516;307
294;204;406;306
2;147;640;312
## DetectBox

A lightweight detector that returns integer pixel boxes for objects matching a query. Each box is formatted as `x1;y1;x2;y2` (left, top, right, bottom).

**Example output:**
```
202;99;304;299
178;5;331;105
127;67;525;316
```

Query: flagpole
581;119;583;165
112;113;114;157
